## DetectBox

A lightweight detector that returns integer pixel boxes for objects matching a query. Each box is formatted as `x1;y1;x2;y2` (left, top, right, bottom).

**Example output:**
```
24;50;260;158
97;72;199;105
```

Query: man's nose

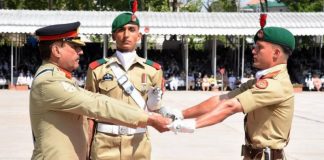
252;48;257;55
124;29;130;37
78;49;84;55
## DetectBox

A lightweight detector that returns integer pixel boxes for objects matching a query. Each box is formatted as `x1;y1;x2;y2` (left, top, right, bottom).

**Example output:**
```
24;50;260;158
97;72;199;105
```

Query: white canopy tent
1;10;324;89
1;10;324;35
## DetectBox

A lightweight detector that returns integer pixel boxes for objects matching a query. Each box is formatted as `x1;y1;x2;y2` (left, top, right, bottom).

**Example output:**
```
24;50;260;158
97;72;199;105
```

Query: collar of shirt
255;64;286;80
116;50;137;71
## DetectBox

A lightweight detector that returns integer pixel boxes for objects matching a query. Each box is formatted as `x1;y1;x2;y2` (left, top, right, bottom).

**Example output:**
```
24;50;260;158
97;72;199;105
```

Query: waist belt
241;145;283;160
96;123;147;135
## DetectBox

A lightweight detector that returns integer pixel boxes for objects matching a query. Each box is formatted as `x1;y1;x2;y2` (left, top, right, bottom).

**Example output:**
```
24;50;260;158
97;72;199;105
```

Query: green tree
276;0;324;12
180;0;203;12
23;0;48;10
205;0;237;12
4;0;23;9
2;0;170;11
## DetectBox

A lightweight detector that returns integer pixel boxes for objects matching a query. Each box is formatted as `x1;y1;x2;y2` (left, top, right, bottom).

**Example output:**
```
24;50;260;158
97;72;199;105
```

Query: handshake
146;106;196;134
146;87;195;133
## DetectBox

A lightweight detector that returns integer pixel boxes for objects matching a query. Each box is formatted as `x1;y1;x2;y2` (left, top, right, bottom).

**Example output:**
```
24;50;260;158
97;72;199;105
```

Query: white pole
143;35;148;59
103;34;108;58
320;35;323;70
241;36;245;80
212;36;217;78
237;36;240;77
11;40;14;87
184;36;189;91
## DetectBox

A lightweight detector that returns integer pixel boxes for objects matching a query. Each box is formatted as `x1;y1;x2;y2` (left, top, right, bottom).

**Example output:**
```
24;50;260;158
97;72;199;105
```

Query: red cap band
39;30;78;41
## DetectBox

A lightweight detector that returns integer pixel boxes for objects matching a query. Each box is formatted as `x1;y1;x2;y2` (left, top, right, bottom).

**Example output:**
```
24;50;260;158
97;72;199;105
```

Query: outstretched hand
147;112;171;132
167;119;196;134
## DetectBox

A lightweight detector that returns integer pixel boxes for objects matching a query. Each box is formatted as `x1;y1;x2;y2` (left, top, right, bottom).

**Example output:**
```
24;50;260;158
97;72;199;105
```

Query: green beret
111;12;140;33
254;27;295;51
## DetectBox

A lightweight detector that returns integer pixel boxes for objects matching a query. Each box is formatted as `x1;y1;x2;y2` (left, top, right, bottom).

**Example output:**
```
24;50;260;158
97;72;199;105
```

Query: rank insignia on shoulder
144;59;161;70
256;79;268;89
103;73;114;81
89;58;108;70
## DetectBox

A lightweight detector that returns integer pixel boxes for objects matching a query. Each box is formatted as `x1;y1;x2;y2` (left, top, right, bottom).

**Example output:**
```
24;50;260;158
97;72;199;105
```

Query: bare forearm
195;98;243;129
182;96;221;119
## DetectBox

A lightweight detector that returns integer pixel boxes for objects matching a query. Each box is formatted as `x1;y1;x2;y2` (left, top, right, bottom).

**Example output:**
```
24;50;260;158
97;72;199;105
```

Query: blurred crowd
0;43;323;91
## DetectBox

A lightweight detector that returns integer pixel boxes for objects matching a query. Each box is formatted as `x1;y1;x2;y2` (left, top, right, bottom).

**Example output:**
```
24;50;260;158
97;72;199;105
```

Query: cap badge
257;30;264;39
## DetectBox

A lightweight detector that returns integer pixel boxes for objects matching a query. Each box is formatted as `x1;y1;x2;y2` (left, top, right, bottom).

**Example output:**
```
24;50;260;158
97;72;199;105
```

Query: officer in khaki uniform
85;11;179;160
30;22;170;160
168;16;295;160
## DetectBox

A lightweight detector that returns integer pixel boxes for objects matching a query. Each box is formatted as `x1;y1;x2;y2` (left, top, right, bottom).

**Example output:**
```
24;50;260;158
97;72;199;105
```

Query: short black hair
280;45;292;56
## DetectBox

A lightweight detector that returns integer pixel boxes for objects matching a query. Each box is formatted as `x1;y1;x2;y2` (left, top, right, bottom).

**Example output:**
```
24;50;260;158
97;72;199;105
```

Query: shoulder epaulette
144;59;161;70
34;68;54;79
89;58;108;70
261;70;281;79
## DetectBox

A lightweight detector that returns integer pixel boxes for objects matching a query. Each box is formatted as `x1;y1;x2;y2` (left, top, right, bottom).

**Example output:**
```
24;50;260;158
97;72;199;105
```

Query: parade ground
0;90;323;160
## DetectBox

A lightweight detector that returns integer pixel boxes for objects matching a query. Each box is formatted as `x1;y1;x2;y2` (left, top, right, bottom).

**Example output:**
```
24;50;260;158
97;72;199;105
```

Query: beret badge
257;30;264;39
130;0;138;22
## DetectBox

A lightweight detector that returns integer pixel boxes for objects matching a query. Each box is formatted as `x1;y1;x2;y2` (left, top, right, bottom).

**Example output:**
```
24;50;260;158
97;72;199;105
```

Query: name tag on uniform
103;73;114;81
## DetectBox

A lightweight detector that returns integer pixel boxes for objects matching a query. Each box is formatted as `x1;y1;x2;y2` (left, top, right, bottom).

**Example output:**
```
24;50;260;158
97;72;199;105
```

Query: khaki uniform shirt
86;54;164;112
85;54;163;160
30;62;148;160
228;64;294;149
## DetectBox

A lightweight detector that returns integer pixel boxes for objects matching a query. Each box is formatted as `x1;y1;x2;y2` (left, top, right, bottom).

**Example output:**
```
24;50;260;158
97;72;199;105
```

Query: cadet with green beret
167;17;295;160
30;21;170;160
85;10;182;159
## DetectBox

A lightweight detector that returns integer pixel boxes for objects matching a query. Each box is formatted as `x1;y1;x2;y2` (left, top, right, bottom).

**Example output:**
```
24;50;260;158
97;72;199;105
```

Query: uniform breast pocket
98;80;118;96
132;77;153;96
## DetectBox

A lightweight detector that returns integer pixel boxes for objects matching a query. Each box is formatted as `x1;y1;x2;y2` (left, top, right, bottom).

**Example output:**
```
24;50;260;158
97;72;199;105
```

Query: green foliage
0;34;11;45
89;35;102;43
210;0;237;12
4;0;23;9
180;0;203;12
276;0;324;12
187;35;205;51
23;0;48;10
146;0;169;12
1;0;171;11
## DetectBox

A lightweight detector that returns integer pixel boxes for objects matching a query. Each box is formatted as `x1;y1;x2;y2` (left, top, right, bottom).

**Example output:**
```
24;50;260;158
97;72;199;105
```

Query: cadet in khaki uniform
85;11;176;160
30;22;170;160
168;16;295;160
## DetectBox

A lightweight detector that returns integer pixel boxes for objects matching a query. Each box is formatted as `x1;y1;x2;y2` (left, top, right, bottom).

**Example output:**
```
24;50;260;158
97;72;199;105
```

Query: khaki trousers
90;132;151;160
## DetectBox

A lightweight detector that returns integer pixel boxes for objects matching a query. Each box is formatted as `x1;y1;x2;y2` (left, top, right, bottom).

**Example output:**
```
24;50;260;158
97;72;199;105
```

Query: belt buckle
119;126;128;135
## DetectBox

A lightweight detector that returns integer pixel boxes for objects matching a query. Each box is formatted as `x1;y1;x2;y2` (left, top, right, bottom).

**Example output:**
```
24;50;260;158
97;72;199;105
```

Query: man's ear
137;32;142;42
275;48;281;57
272;47;281;61
51;43;61;58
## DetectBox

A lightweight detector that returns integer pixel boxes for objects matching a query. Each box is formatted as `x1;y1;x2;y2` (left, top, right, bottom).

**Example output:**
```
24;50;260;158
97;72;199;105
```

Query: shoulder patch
144;59;161;70
89;58;108;70
256;79;268;89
